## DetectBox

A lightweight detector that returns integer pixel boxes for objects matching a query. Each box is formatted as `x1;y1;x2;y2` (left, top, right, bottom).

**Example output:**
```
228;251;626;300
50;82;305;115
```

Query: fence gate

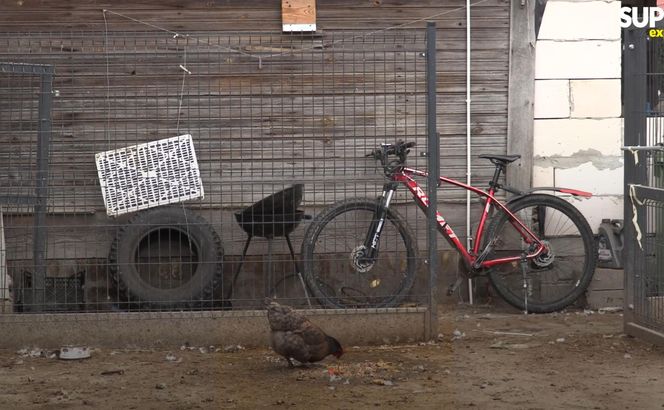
623;28;664;344
0;63;53;312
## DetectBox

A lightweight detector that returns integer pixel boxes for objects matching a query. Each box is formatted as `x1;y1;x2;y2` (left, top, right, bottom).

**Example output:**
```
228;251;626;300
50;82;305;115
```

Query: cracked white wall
533;0;622;233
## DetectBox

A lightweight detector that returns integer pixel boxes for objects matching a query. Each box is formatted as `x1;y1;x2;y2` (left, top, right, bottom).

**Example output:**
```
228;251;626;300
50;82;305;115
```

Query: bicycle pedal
446;277;464;296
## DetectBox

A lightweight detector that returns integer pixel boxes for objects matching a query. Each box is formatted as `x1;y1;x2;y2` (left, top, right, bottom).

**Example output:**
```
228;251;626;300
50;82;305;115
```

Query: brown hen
265;299;343;367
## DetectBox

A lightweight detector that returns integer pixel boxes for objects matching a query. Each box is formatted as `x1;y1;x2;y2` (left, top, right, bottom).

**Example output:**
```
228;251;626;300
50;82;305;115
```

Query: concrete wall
0;308;429;348
534;0;622;232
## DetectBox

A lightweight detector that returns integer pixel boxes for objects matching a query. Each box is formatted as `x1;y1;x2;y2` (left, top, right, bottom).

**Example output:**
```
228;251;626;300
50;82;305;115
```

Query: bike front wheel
486;194;596;313
301;199;418;308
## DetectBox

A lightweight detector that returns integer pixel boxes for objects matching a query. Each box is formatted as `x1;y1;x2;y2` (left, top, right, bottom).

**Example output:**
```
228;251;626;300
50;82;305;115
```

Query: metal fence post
426;21;439;340
32;66;54;310
623;28;647;324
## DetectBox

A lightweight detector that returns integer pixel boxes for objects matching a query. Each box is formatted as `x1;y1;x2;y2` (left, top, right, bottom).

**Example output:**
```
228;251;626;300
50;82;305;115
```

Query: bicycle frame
370;167;548;271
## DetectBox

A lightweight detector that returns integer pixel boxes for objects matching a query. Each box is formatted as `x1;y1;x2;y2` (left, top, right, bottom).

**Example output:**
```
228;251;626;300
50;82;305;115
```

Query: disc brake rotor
350;245;376;273
533;240;555;268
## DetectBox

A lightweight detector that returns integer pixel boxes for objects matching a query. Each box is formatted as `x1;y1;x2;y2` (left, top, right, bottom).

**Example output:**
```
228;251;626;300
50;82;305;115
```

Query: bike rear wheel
486;194;596;313
301;199;418;308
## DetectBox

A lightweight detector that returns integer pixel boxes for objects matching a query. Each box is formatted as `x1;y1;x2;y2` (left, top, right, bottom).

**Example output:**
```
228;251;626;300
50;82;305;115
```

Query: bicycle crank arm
446;277;465;296
472;233;504;269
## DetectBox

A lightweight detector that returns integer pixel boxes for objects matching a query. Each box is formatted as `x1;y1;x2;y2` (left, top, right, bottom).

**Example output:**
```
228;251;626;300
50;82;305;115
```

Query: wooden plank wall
0;0;509;260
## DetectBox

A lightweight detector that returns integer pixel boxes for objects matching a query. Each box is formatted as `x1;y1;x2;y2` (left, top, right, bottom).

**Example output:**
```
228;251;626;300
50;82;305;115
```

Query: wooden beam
281;0;316;32
506;0;536;192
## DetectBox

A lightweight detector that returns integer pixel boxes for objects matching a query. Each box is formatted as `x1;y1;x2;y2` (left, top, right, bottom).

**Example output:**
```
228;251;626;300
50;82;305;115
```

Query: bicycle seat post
479;154;520;192
489;163;504;193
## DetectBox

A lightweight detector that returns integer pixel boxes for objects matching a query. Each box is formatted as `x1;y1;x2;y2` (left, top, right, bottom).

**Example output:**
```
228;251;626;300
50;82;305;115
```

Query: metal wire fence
624;27;664;342
629;191;664;334
624;147;664;336
0;29;436;314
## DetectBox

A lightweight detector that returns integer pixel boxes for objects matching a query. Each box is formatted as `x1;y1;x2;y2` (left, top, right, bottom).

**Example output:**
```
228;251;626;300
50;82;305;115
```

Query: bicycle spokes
487;195;595;313
303;201;416;308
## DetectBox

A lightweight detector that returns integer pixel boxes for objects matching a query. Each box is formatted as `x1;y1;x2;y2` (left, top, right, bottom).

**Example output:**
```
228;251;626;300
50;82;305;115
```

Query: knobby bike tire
301;199;418;308
485;194;596;313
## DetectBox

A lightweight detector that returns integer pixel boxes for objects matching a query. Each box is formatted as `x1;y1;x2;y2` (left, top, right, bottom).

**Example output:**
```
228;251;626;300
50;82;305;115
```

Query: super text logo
620;7;664;29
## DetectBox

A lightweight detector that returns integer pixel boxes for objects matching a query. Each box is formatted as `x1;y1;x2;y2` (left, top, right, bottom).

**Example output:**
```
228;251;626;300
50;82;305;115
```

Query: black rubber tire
486;194;596;313
109;206;224;309
301;199;418;308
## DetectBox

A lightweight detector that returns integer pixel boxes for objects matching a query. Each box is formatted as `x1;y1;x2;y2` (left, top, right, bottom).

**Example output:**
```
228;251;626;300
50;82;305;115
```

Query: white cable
179;64;191;74
629;147;639;165
466;0;473;305
629;184;644;250
102;10;111;148
176;47;189;133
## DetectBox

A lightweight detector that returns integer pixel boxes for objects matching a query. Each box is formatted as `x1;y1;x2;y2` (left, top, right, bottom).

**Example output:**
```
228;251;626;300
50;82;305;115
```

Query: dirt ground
0;306;663;410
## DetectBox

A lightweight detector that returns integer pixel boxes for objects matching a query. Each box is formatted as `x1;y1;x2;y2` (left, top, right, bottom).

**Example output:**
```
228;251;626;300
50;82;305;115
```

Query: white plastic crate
95;134;204;216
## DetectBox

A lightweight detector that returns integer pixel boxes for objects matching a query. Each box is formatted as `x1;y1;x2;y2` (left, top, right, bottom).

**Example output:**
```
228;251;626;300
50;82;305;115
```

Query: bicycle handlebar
366;140;416;175
366;140;415;158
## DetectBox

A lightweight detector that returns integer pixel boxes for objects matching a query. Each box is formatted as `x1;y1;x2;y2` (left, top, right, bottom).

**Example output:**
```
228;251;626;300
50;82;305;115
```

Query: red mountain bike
301;141;596;313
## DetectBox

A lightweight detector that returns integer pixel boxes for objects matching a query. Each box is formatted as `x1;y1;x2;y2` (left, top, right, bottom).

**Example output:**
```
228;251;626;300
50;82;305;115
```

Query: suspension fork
361;182;399;262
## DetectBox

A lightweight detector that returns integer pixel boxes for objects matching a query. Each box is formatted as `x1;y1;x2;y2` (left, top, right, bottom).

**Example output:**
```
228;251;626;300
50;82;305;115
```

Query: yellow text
649;29;664;37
